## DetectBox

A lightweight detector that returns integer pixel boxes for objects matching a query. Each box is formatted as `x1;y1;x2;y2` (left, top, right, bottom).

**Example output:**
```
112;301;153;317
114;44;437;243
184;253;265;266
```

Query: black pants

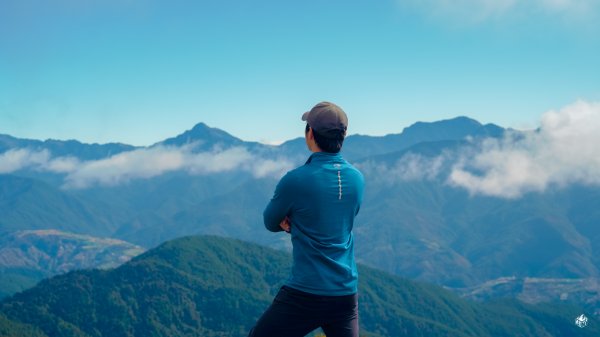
248;286;359;337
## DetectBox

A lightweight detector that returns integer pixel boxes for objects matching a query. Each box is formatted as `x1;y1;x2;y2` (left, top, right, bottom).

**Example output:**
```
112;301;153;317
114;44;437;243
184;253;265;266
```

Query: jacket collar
305;151;343;164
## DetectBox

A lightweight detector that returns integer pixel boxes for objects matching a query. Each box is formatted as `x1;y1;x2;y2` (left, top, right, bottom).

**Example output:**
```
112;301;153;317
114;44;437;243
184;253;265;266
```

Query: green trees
1;235;597;337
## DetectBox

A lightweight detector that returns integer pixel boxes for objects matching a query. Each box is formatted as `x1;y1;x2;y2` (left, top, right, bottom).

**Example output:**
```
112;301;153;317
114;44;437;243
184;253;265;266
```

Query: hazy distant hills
0;134;135;161
0;175;114;236
356;164;600;286
455;276;600;316
1;116;599;312
0;230;144;298
1;235;596;337
279;116;505;162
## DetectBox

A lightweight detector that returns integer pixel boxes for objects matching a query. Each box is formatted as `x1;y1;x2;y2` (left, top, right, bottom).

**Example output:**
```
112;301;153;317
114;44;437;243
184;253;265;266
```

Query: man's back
264;151;364;295
249;101;363;337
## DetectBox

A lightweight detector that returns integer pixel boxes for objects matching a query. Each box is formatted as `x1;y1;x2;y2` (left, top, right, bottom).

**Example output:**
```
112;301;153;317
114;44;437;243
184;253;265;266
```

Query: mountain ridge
1;235;596;337
1;116;507;161
0;134;136;160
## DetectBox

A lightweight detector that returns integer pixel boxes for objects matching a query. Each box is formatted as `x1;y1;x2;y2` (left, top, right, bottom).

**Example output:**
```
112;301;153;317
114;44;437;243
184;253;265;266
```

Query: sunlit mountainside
0;229;144;298
1;236;597;337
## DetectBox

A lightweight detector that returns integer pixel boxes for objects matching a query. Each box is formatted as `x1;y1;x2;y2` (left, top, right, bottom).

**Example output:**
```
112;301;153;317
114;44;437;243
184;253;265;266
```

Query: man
248;102;365;337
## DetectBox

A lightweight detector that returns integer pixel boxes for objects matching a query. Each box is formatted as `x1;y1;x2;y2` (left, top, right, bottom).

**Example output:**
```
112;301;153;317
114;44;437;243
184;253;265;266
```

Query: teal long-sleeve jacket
263;151;364;296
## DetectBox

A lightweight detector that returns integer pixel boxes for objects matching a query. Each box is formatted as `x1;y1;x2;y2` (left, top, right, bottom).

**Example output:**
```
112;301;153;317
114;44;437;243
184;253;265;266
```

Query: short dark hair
306;123;345;153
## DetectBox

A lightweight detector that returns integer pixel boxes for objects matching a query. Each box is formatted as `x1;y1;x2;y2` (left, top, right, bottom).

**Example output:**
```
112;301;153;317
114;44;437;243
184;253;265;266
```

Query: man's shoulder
286;163;308;175
341;160;363;176
279;165;306;184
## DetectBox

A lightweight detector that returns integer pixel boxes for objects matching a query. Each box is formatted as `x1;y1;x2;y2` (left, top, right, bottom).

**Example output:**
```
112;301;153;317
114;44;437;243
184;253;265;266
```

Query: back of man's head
302;102;348;153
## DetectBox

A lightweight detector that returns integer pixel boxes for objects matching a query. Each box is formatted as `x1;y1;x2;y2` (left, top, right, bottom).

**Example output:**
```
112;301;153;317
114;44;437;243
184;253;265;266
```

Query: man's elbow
263;211;282;232
265;224;282;232
264;219;283;232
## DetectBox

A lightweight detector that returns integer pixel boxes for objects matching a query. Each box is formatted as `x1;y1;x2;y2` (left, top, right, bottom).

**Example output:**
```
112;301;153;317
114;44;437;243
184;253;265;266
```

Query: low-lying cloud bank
0;144;292;189
3;100;599;197
356;100;600;199
450;100;600;198
356;153;448;185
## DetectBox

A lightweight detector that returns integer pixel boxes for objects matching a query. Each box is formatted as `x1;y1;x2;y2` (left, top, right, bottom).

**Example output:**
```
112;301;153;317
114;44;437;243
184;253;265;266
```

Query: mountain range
1;235;596;337
1;117;599;316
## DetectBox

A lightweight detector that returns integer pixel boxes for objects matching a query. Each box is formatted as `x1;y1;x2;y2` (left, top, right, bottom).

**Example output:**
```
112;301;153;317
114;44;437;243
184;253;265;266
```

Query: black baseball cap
301;101;348;138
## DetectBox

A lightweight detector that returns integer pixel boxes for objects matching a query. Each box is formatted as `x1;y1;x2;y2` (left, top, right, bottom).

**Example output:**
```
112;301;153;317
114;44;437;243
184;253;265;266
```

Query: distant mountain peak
157;122;243;148
400;116;503;143
189;121;212;132
404;116;482;132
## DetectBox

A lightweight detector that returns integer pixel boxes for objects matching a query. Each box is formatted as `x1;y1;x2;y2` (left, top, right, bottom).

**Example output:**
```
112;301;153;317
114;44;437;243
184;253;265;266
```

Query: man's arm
263;173;294;232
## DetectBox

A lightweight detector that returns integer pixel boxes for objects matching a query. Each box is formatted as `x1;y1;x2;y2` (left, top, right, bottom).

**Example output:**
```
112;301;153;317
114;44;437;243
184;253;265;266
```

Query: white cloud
357;152;447;184
252;159;292;179
355;100;600;199
259;139;286;146
63;146;187;188
45;156;82;173
0;148;79;174
538;0;594;12
401;0;599;22
0;145;293;189
426;0;517;22
64;145;293;189
184;147;251;175
449;100;600;198
0;148;50;174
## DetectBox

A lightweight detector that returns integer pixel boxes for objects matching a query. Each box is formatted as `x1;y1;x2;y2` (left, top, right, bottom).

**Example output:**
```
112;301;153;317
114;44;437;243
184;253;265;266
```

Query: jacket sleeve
263;173;294;232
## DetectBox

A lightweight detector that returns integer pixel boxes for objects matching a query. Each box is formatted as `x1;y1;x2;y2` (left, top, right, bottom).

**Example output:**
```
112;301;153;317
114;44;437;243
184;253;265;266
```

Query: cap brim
301;111;309;121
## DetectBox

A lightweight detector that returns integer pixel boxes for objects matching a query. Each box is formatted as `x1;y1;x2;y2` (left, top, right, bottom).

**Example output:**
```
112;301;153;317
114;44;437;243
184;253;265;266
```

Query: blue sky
1;0;599;146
